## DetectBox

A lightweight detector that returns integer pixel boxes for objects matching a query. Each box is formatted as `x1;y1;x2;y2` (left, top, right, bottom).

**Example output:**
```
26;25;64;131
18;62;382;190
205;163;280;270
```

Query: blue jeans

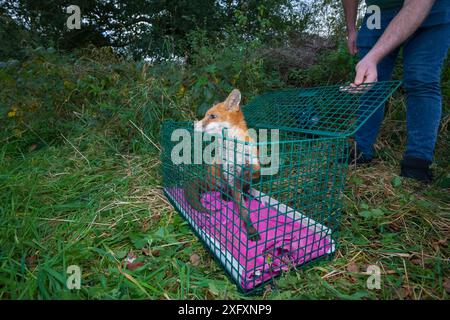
355;11;450;161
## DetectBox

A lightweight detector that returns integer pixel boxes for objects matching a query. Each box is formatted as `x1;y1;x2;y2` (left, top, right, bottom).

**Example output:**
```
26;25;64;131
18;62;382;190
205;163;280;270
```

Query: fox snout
194;119;229;136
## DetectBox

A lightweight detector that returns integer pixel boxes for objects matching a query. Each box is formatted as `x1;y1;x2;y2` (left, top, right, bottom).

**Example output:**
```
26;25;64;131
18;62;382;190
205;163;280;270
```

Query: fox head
194;89;247;136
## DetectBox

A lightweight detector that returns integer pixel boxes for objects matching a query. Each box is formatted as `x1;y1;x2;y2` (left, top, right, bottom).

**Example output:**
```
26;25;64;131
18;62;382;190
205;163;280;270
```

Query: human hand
339;54;378;94
353;55;378;86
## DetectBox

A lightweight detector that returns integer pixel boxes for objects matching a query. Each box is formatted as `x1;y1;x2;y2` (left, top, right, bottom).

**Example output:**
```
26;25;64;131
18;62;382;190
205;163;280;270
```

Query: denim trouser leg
354;47;399;158
402;23;450;161
356;18;450;161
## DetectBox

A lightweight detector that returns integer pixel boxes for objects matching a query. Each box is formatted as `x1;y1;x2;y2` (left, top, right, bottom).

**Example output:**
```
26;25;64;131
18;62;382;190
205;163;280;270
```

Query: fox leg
183;164;232;212
183;162;223;213
232;189;260;241
242;164;261;200
184;179;212;213
219;181;233;202
234;165;261;241
240;164;261;240
209;163;233;202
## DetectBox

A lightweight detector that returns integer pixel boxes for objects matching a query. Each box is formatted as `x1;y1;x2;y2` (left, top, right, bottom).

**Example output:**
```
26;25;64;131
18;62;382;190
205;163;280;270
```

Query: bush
0;47;138;154
1;33;448;162
0;33;284;155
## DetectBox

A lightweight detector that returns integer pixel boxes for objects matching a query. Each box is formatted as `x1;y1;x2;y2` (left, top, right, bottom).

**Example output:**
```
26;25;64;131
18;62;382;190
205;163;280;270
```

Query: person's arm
342;0;359;55
354;0;435;85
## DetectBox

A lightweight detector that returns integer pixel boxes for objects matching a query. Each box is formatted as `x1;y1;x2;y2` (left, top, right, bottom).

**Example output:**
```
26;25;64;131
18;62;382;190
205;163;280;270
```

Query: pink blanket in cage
167;188;332;289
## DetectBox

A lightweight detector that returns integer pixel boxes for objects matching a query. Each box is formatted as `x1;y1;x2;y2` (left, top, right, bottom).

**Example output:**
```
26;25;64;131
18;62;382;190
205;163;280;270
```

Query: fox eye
209;114;217;119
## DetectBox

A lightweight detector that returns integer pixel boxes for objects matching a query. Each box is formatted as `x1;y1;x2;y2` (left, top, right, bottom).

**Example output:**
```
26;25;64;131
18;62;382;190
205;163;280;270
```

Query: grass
0;47;449;299
0;96;449;300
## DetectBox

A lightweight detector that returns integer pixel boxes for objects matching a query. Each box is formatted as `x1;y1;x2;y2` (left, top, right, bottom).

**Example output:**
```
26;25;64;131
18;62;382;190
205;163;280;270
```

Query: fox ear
224;89;241;111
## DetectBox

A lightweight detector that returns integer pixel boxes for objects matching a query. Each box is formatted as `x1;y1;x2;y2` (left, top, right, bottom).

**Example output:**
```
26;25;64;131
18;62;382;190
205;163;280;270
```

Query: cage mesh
161;81;401;292
243;81;402;136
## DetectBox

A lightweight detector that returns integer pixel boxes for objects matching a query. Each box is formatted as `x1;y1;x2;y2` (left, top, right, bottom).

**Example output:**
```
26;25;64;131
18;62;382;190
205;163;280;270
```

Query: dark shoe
400;156;433;183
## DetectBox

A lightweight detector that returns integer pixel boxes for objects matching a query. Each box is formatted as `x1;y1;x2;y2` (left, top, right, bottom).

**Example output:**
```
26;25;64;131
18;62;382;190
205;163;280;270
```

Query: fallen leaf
141;220;150;232
410;258;422;266
435;238;448;248
126;261;144;270
26;255;38;268
124;251;144;270
190;253;201;266
152;250;161;257
346;262;359;273
397;286;412;299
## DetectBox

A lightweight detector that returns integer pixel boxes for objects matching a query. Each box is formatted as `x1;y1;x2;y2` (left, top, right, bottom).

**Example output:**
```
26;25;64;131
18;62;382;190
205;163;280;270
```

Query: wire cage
161;81;401;292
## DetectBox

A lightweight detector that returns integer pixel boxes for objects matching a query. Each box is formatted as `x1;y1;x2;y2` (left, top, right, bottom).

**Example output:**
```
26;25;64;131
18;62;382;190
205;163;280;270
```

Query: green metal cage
161;81;401;292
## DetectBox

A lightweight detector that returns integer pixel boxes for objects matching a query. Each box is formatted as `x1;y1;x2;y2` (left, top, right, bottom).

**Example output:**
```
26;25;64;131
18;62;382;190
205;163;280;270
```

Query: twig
154;240;194;249
129;120;161;151
61;134;91;168
37;217;112;227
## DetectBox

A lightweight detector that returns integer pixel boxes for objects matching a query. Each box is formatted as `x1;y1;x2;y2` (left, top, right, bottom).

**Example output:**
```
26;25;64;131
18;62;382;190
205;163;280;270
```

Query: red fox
184;89;261;241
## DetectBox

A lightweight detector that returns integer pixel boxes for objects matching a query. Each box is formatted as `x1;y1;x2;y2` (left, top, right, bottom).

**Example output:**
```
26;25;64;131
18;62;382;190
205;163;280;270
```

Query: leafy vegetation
1;0;317;59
